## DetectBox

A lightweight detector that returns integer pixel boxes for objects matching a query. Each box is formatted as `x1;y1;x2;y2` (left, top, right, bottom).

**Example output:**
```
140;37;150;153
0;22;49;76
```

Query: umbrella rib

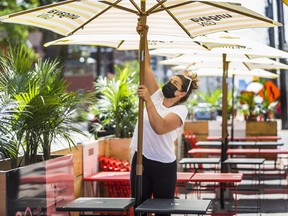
193;41;210;50
117;40;125;49
244;54;252;60
100;1;139;14
242;62;252;70
129;0;142;13
145;0;167;14
151;1;197;14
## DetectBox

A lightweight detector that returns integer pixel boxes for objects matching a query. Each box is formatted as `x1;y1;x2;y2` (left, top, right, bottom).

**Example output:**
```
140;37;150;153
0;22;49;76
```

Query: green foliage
90;63;138;138
0;44;94;167
184;94;198;117
197;89;222;111
0;0;39;57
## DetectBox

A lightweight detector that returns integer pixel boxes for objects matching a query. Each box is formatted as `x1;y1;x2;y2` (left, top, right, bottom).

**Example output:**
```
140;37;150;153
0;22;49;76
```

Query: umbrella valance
173;68;279;79
43;34;206;51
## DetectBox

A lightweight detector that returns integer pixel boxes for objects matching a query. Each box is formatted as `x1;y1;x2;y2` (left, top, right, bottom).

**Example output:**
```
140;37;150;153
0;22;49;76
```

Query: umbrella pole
220;54;229;209
135;2;147;210
231;74;235;141
221;55;229;171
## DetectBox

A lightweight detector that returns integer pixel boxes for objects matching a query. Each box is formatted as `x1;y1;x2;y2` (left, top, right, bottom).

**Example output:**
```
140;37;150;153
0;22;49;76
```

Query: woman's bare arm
138;85;182;134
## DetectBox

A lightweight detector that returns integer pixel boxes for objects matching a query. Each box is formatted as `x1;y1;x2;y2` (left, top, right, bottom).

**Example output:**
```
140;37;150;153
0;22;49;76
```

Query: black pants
130;153;177;216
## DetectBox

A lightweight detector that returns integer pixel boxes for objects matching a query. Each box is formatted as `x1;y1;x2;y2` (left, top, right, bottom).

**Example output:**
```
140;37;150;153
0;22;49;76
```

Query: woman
130;21;198;215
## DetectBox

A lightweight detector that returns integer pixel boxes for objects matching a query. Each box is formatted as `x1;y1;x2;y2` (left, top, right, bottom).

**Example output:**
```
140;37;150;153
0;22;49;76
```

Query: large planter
0;154;74;216
98;138;131;161
183;121;209;141
246;121;277;137
184;120;278;141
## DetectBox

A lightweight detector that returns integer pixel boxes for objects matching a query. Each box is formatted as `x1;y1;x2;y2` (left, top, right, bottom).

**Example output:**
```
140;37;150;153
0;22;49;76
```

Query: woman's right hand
138;85;150;102
136;19;149;35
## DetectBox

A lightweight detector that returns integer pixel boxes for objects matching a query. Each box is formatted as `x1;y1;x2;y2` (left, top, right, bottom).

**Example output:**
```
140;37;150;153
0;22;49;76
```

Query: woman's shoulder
151;88;163;101
172;104;188;112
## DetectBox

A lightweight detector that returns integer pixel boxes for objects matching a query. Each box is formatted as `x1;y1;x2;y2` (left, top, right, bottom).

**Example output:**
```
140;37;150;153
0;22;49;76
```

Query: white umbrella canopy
151;46;288;60
159;55;288;70
0;0;281;38
150;31;288;59
173;67;279;79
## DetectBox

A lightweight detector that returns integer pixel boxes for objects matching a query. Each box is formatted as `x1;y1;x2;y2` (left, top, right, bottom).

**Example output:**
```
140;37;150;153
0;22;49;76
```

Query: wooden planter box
246;121;277;137
184;120;278;141
98;138;131;161
183;121;209;141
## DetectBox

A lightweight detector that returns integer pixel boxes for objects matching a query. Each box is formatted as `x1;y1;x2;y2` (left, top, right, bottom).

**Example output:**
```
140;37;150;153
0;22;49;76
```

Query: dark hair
176;72;199;103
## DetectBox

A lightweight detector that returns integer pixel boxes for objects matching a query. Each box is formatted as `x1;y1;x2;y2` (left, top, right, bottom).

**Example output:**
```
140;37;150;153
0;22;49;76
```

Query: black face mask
162;81;178;98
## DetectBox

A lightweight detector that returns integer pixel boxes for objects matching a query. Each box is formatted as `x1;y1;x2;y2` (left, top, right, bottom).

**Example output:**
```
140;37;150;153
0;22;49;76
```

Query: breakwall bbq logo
190;14;232;26
37;9;80;20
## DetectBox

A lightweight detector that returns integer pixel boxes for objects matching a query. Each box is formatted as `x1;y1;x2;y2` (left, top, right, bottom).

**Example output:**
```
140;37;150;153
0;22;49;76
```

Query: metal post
220;54;229;209
231;74;235;141
276;0;288;129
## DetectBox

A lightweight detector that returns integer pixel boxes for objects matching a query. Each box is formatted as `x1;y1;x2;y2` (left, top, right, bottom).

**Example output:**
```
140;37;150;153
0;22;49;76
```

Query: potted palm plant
88;61;138;160
0;44;94;168
195;89;221;120
238;90;260;121
89;62;138;138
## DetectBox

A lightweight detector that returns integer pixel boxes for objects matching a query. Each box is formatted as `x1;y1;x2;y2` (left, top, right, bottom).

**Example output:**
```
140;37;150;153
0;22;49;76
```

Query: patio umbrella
174;67;279;79
159;55;288;140
159;55;288;71
0;0;281;207
0;1;281;38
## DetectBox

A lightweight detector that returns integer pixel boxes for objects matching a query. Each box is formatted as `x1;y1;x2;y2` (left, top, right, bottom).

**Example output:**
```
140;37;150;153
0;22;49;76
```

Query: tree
0;0;39;57
0;0;66;61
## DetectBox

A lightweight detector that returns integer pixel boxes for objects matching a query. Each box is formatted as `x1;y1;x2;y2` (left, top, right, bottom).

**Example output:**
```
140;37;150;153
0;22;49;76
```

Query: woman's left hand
138;85;150;101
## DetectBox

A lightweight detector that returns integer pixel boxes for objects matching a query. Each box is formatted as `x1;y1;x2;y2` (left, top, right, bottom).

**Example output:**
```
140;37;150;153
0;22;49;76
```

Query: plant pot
248;114;258;121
